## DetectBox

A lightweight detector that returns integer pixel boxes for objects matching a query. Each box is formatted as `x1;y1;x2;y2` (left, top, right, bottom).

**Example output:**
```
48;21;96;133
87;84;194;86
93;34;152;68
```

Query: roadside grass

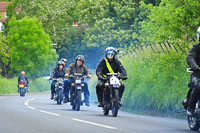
0;76;50;94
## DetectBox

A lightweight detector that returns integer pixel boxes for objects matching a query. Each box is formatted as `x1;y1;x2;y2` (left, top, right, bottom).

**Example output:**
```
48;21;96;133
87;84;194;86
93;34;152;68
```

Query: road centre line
27;106;36;110
25;101;29;106
72;118;118;130
25;98;60;116
39;110;61;116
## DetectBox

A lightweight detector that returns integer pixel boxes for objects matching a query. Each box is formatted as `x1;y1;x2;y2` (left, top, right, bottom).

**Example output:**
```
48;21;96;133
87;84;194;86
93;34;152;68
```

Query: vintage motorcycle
69;73;87;111
53;78;65;105
100;73;127;117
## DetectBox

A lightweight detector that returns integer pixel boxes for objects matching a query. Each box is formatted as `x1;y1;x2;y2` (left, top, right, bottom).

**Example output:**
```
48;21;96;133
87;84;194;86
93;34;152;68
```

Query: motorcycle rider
96;47;128;107
186;26;200;116
18;71;29;92
63;55;92;106
50;61;65;100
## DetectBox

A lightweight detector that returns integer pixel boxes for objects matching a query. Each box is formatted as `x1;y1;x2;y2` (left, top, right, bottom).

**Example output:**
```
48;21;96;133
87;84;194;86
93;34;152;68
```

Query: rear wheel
112;89;119;117
187;114;200;131
20;88;25;97
75;91;81;111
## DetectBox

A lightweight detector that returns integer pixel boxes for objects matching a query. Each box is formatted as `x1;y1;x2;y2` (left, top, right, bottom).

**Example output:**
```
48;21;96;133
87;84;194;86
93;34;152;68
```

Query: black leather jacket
53;67;65;78
187;43;200;70
96;58;127;77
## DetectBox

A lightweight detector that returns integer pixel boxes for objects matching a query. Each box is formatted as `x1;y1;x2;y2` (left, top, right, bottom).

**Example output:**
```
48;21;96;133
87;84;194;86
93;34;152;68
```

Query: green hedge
120;48;189;117
0;76;50;94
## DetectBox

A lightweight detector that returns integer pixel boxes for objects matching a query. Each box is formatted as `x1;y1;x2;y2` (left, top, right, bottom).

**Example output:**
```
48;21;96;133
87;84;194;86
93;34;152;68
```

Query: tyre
71;92;76;110
20;88;25;97
57;89;63;105
75;91;81;111
103;109;109;116
112;89;119;117
187;115;200;131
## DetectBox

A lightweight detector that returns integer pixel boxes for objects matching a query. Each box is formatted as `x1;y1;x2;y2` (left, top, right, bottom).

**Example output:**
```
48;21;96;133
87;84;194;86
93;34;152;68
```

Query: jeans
64;79;90;102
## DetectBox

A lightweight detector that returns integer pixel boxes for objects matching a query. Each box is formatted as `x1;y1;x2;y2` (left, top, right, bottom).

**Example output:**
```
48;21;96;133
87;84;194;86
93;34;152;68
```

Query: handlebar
52;78;66;81
98;73;128;81
69;74;87;78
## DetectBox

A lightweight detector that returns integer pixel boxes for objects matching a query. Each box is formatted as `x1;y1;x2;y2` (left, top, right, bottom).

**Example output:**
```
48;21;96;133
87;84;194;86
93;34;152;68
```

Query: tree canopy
7;17;57;78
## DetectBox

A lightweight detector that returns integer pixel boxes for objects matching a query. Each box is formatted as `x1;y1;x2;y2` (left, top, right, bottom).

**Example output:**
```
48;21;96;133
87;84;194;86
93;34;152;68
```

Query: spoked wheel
112;89;119;117
187;114;200;131
75;91;81;111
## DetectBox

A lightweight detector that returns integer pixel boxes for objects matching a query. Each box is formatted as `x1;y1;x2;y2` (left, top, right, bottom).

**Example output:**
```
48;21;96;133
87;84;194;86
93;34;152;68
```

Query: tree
7;0;76;46
139;0;200;45
0;33;9;77
7;17;58;78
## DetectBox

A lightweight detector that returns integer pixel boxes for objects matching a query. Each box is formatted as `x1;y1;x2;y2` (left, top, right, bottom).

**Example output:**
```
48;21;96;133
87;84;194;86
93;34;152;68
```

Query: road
0;94;196;133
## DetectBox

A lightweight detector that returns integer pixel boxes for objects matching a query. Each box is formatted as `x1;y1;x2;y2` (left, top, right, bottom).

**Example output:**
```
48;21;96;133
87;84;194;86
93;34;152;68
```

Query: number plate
19;84;24;88
75;80;81;84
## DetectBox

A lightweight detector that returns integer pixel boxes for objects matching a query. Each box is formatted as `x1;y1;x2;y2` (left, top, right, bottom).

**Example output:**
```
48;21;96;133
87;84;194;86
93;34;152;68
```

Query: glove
87;74;92;79
98;75;105;80
65;73;69;78
122;76;128;80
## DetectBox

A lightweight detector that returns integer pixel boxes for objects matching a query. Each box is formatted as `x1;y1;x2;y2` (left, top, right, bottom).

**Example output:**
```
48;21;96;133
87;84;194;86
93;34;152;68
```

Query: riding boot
50;94;54;100
63;95;69;103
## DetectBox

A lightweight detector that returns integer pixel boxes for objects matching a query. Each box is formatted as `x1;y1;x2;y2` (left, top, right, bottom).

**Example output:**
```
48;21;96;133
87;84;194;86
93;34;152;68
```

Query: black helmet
60;58;67;63
76;55;85;62
57;61;64;67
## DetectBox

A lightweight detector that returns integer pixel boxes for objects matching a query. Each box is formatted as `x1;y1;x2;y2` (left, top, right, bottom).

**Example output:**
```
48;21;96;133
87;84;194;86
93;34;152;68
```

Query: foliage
0;33;9;65
139;0;200;44
120;45;190;117
88;74;98;102
7;17;58;78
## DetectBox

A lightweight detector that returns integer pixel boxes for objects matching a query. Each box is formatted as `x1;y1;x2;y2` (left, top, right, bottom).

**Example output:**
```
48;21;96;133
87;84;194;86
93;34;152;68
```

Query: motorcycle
100;73;126;117
18;80;28;97
53;78;65;105
69;73;87;111
185;68;200;131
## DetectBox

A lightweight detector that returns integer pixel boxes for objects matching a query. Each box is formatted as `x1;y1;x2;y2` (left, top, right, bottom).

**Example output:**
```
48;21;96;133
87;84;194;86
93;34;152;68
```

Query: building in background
0;2;20;32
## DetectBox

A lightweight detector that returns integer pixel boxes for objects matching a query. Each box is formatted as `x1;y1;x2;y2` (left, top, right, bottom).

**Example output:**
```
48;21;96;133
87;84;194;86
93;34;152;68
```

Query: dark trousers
188;74;200;110
96;80;125;101
64;79;90;102
51;81;56;94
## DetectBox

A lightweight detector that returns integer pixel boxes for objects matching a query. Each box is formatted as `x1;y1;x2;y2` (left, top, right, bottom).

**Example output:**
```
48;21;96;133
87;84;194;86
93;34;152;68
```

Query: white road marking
30;98;35;101
72;118;118;130
25;101;29;106
27;106;36;110
39;110;60;116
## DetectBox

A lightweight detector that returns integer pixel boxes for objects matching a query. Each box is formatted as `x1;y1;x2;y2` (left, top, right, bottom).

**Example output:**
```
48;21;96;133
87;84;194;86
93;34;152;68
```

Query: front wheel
112;89;119;117
103;108;109;116
75;91;81;111
187;115;200;131
57;89;63;105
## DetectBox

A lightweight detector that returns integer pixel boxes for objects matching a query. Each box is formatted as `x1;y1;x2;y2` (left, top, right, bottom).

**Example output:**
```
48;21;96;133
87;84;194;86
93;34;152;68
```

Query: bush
120;47;190;117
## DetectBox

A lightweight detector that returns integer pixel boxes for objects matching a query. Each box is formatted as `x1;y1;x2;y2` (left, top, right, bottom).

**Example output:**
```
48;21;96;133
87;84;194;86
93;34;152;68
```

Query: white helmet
197;26;200;41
